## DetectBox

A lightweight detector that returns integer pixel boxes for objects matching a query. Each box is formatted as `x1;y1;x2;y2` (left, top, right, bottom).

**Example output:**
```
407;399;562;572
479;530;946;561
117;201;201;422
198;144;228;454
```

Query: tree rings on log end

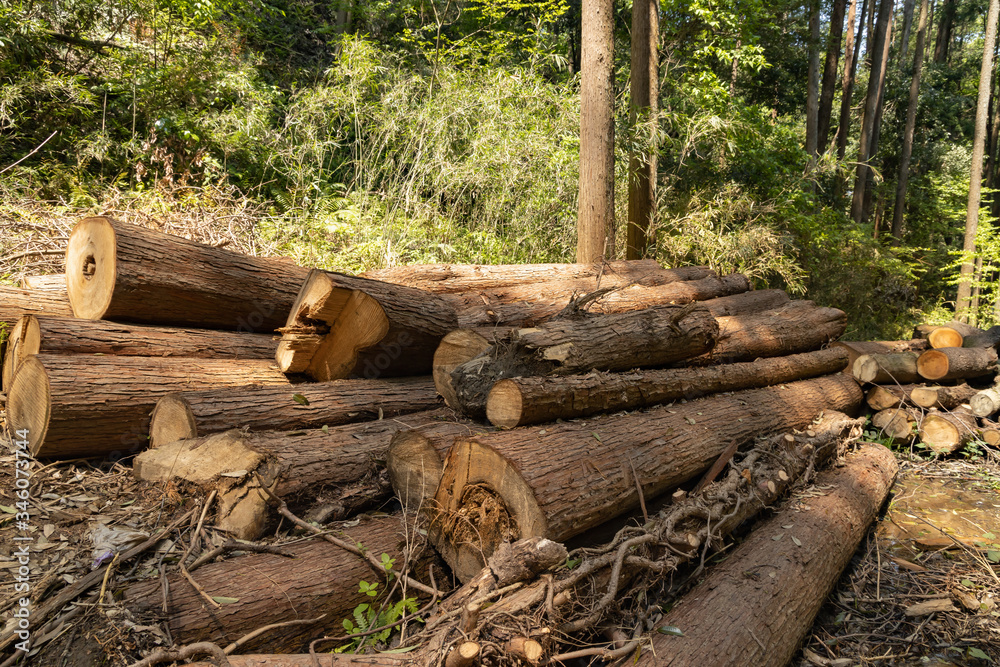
916;350;950;380
6;355;51;456
485;380;522;429
65;217;117;320
433;329;493;408
927;327;963;349
2;315;40;393
430;438;547;583
149;394;198;448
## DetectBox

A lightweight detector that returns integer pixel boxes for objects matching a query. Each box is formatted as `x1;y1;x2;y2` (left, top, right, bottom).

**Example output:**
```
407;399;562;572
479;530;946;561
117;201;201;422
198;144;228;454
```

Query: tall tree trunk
806;0;822;157
956;0;1000;320
898;0;916;65
578;0;615;263
851;0;895;224
933;0;955;63
819;0;849;151
626;0;658;259
892;0;931;241
834;0;865;197
862;11;895;224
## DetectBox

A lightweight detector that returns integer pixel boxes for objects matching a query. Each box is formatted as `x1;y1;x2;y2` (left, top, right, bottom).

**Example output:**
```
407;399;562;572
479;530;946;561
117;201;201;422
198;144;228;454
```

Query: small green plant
336;553;420;653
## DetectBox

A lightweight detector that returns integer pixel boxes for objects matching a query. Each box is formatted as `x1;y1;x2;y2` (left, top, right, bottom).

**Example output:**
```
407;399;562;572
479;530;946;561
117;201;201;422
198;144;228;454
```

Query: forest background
1;0;997;340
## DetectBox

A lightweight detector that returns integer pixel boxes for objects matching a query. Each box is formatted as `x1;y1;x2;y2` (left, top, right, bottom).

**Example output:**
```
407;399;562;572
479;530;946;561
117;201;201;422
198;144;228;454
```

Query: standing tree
955;0;1000;320
890;0;930;241
578;0;616;263
897;0;915;66
627;0;659;259
933;0;957;64
805;0;822;157
834;0;865;199
818;0;849;152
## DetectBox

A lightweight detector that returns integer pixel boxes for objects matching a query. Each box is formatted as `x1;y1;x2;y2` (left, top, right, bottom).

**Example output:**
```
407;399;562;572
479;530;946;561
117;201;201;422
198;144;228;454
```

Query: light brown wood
0;285;73;332
830;339;928;372
2;314;278;393
449;303;719;418
866;384;919;411
19;274;66;291
6;354;290;459
433;328;511;410
430;374;863;582
871;407;919;444
909;383;976;410
445;642;481;667
970;386;1000;416
505;637;543;664
64;217;310;330
387;430;459;512
275;269;457;380
852;352;921;384
927;326;964;348
919;407;978;454
148;376;440;447
638;444;898;667
486;347;849;428
914;321;983;339
916;347;998;381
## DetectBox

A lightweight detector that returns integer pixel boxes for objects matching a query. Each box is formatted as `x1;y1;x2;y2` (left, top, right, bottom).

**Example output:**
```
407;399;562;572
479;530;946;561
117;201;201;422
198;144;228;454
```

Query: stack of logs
0;217;903;666
839;321;1000;454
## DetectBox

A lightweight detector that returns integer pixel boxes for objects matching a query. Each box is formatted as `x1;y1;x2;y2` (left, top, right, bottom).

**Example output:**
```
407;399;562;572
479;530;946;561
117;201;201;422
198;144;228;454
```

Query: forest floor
1;422;998;666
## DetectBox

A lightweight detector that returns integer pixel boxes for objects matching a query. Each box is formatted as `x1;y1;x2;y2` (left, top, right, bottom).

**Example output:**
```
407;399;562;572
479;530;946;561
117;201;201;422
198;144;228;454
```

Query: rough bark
449;304;719;418
909;383;976;410
429;374;863;582
818;0;849;151
696;288;790;317
19;274;66;291
148;376;440;447
898;0;915;65
866;383;919;411
578;0;615;262
6;354;290;459
872;406;920;443
627;0;658;258
835;0;865;160
64;217;310;331
0;285;73;332
919;407;978;454
687;300;847;366
275;269;458;380
916;347;998;381
135;409;481;538
638;444;897;667
852;352;921;384
486;347;849;428
829;339;928;371
933;0;956;63
123;515;444;653
2;314;278;393
962;325;1000;349
806;0;822;156
956;0;1000;318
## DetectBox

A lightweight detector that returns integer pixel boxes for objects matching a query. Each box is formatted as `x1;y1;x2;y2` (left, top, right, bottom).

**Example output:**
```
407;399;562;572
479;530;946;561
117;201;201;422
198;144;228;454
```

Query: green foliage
337;554;420;653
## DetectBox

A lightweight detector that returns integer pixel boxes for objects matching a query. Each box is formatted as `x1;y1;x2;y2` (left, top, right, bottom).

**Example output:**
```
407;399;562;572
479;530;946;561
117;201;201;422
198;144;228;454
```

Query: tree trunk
909;383;976;409
361;260;680;293
933;0;956;63
187;657;417;667
18;274;66;291
962;324;1000;349
872;406;920;443
627;0;658;259
916;347;998;381
806;0;822;156
830;339;929;370
578;0;615;262
124;515;444;653
449;272;748;329
851;0;895;224
687;301;847;366
64;217;310;331
866;383;920;410
696;288;791;317
275;269;457;380
898;0;915;65
429;374;862;582
486;347;849;428
638;444;897;667
6;354;290;459
2;314;278;393
852;351;922;383
448;304;719;418
148;376;441;447
970;386;1000;416
955;0;1000;318
919;407;978;453
836;0;866;164
819;0;849;152
892;0;929;241
135;409;481;538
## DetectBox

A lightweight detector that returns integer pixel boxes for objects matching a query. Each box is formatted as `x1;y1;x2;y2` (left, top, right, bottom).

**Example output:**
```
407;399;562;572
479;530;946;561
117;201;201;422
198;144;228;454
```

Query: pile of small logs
0;217;904;666
839;321;1000;454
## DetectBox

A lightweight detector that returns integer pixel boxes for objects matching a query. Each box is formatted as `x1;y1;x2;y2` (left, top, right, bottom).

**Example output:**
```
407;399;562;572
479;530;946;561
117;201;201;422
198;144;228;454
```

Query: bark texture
909;383;976;410
916;347;998;381
0;285;73;332
852;352;921;384
919;407;978;454
830;339;928;371
627;0;659;258
19;274;66;291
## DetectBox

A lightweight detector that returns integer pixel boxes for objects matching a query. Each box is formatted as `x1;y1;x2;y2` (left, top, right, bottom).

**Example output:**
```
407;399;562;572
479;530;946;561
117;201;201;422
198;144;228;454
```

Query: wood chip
904;598;957;616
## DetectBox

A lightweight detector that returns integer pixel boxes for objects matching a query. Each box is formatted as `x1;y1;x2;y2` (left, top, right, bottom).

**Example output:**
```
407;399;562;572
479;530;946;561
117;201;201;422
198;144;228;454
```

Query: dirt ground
1;423;998;666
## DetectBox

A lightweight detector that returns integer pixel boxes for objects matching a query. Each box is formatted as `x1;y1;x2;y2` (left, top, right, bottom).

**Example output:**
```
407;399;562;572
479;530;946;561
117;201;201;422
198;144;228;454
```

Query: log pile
0;217;929;666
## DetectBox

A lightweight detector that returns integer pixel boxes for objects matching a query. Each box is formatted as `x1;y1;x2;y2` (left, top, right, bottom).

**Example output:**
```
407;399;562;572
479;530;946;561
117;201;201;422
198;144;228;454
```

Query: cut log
429;373;863;582
0;285;73;332
916;347;998;381
124;515;444;653
962;325;1000;349
65;217;311;330
915;321;983;340
970;386;1000;417
871;407;919;444
919;407;978;454
387;430;455;512
148;376;440;447
687;301;847;366
135;409;484;538
19;274;66;291
361;260;701;293
450;273;749;328
6;354;290;459
2;314;278;393
275;269;458;381
866;384;919;411
638;443;897;667
433;328;512;409
448;304;719;418
187;656;416;667
830;340;929;372
979;418;1000;445
852;352;921;384
486;347;849;428
697;288;790;317
909;383;977;410
926;327;964;349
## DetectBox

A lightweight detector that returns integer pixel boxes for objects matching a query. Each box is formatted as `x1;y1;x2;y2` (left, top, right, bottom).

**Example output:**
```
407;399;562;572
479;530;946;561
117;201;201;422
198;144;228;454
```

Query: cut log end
6;356;51;456
433;329;493;408
916;350;949;380
2;315;39;392
65;217;117;320
485;380;523;429
149;394;198;448
387;430;445;511
927;327;963;349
